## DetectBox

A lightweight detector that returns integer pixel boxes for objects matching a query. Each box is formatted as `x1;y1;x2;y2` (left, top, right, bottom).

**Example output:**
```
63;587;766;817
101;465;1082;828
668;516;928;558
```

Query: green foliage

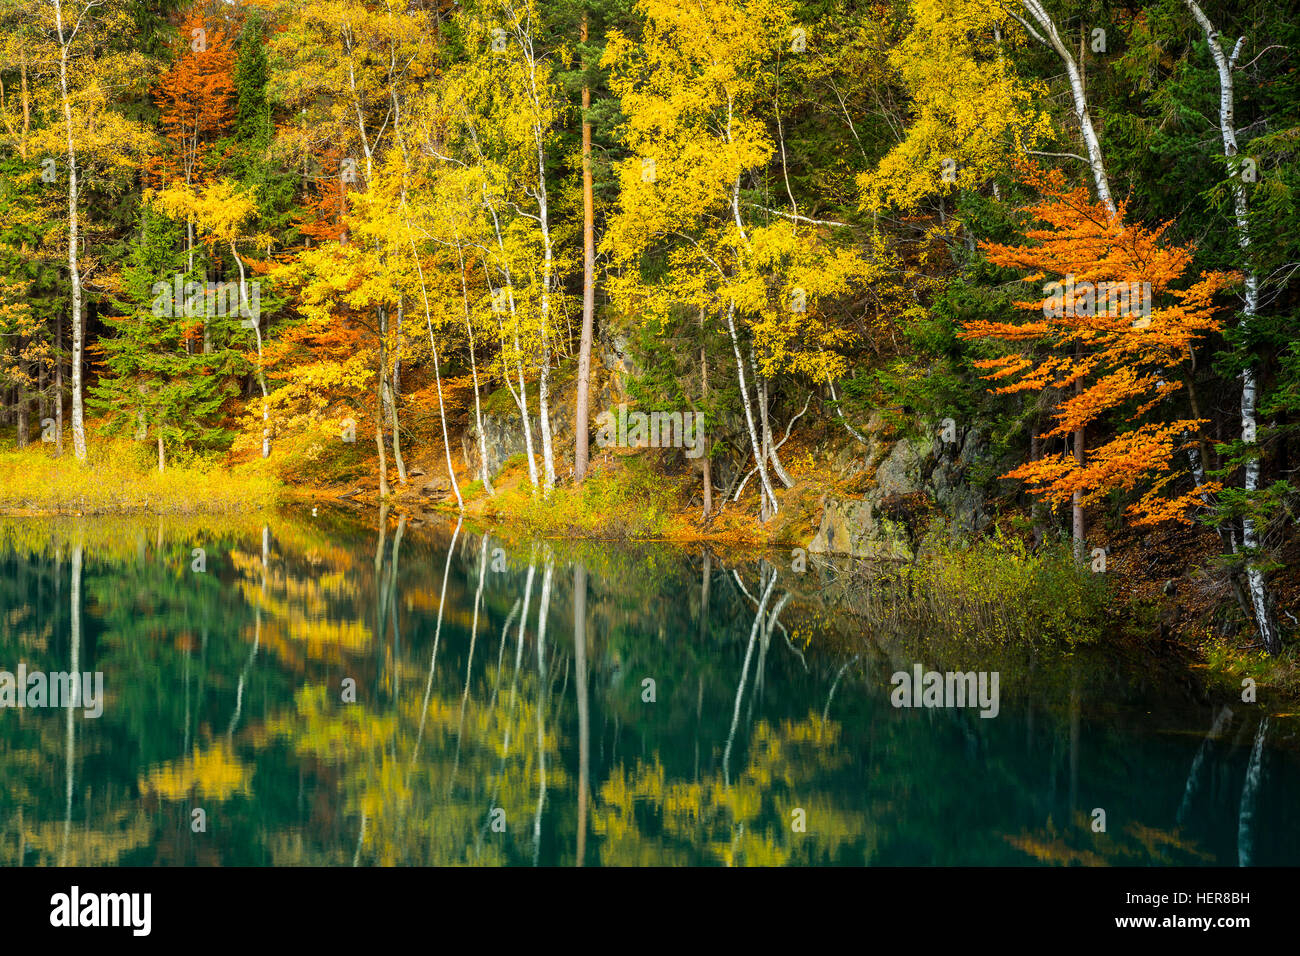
891;533;1110;646
89;204;242;462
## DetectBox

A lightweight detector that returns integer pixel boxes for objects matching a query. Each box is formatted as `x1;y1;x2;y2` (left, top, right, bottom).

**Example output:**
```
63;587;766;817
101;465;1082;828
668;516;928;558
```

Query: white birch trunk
1019;0;1115;213
409;235;464;511
53;0;85;461
457;240;494;493
1184;1;1279;652
726;302;778;517
233;243;270;458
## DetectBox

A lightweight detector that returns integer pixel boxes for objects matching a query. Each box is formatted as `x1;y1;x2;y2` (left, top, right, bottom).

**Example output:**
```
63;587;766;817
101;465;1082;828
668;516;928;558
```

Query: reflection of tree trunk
411;517;462;776
374;503;389;697
503;560;536;756
1068;666;1079;815
487;599;520;721
823;655;859;722
60;533;82;866
699;551;711;643
723;565;776;788
477;561;535;858
228;530;266;738
1177;705;1232;825
532;556;554;865
748;590;785;725
352;810;367;867
1238;716;1269;867
453;535;491;787
573;562;589;866
226;525;267;742
387;515;406;680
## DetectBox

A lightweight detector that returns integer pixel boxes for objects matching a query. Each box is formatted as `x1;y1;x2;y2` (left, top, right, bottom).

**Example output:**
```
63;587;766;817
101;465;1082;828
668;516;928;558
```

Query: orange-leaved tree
961;166;1235;544
152;5;236;291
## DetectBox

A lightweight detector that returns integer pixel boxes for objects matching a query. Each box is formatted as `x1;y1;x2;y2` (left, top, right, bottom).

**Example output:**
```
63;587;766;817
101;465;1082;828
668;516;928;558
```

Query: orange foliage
961;165;1234;525
295;144;349;245
149;8;236;188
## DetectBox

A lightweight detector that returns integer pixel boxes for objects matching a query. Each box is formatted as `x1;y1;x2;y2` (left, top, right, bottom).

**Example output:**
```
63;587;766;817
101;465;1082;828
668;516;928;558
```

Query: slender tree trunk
516;361;539;490
37;360;47;430
574;14;597;485
233;243;270;458
521;26;558;493
534;208;556;492
53;0;86;461
725;302;778;518
457;241;494;494
752;351;793;488
537;334;557;492
16;372;28;448
375;319;390;499
55;311;63;456
389;296;407;484
1029;422;1045;548
1072;364;1085;561
1018;0;1115;213
157;429;165;473
700;324;712;516
410;236;463;511
483;212;539;491
1183;1;1280;653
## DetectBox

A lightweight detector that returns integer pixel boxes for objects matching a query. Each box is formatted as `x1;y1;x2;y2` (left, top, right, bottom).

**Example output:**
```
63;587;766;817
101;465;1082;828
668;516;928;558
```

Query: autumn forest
2;0;1300;674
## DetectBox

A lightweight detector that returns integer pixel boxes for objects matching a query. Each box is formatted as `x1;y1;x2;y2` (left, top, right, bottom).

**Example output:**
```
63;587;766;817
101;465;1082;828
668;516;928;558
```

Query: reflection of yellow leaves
140;744;252;801
231;550;371;666
1005;831;1106;866
595;713;862;866
24;810;152;866
267;685;399;760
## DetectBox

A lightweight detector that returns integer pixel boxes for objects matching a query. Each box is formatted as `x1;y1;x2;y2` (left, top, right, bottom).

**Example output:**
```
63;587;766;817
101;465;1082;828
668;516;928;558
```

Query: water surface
1;508;1295;866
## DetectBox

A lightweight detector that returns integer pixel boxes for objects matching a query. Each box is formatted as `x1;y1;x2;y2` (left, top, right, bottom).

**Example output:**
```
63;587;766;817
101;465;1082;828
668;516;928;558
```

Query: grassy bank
0;442;281;515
